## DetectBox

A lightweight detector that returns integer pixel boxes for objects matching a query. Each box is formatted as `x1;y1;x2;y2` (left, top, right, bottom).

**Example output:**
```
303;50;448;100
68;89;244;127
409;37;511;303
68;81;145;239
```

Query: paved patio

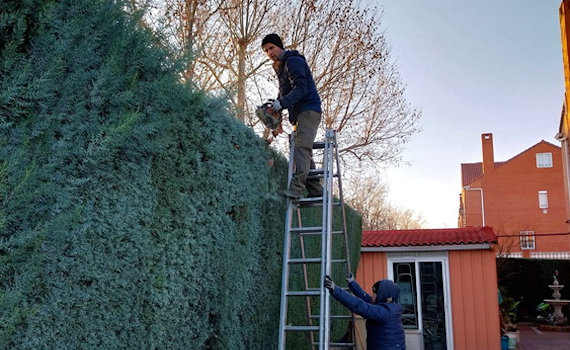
518;325;570;350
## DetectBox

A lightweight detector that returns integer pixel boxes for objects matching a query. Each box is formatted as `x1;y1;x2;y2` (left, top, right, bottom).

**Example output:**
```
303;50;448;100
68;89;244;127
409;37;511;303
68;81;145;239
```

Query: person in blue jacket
325;274;406;350
261;33;323;199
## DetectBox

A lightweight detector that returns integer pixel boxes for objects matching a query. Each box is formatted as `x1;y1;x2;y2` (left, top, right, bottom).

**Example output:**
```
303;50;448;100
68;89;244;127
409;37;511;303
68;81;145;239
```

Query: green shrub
0;0;362;349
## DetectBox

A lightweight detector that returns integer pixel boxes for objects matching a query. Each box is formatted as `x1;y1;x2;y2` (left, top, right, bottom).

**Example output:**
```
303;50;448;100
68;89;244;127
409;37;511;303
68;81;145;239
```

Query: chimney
481;133;495;174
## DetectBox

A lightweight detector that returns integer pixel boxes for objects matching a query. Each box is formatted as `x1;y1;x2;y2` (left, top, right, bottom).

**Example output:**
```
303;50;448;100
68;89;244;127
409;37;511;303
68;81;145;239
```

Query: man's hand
346;272;355;284
272;123;283;137
324;275;336;292
271;99;282;112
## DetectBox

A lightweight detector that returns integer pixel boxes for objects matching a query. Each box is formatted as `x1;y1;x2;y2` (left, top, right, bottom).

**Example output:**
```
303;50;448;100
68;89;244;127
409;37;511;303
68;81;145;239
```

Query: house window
520;231;536;250
536;153;553;168
538;191;548;209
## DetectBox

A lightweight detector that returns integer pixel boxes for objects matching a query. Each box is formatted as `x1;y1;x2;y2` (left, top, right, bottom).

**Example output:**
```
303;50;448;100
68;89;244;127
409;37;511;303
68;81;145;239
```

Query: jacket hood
374;279;400;304
281;50;305;62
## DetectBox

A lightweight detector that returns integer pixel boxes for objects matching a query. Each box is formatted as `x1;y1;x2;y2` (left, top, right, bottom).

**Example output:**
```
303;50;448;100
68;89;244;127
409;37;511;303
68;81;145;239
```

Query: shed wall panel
449;250;500;350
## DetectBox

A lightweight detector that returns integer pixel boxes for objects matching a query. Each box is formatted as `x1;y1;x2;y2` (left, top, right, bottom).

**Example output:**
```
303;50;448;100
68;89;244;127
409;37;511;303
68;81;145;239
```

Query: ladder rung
310;314;353;320
293;197;324;205
312;142;325;149
308;174;338;180
287;286;348;297
285;325;320;332
312;342;355;347
288;257;321;264
332;259;347;264
290;226;322;234
308;169;339;179
290;228;344;236
293;198;342;206
311;141;337;150
287;290;321;297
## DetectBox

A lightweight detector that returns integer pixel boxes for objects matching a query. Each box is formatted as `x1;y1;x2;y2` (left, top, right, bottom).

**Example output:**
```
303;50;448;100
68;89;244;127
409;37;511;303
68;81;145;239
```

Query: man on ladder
262;33;355;350
261;33;323;199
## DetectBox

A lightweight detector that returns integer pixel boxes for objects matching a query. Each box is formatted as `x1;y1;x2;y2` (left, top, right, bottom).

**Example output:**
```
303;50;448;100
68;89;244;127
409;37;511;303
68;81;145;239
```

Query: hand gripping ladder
278;129;355;350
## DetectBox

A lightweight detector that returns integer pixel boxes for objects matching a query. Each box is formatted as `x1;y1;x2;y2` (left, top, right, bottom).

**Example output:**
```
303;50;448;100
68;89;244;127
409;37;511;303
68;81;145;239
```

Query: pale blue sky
378;1;565;227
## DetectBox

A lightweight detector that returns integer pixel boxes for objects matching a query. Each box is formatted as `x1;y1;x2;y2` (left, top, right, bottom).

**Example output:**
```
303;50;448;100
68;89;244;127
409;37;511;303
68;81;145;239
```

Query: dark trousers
290;110;323;195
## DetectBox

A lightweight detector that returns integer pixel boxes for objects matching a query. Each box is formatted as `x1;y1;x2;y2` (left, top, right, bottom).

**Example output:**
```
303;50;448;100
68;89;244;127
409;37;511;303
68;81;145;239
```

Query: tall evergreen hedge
0;0;362;349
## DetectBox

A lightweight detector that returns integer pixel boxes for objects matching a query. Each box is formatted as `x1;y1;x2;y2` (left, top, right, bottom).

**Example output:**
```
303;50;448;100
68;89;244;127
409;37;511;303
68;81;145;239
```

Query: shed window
520;231;536;250
536;153;553;168
393;263;418;329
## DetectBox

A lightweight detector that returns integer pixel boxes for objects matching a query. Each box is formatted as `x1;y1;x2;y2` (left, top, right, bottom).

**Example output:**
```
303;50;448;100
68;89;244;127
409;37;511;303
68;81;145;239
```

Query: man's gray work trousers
290;110;323;196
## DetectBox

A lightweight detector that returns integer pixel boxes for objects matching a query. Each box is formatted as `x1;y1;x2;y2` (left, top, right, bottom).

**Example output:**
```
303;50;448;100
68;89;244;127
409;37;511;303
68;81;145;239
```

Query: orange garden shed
354;227;500;350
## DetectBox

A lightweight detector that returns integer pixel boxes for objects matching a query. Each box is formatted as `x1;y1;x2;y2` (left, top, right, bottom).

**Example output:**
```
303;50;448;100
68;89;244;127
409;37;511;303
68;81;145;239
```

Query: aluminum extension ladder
277;129;355;350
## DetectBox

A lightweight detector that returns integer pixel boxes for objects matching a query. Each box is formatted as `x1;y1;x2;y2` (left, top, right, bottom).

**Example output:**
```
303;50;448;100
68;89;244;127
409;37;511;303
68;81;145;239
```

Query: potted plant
536;302;553;325
500;297;520;349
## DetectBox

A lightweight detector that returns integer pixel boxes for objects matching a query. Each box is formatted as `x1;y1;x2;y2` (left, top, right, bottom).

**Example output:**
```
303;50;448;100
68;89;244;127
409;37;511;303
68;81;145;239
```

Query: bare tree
131;0;276;122
344;174;425;230
132;0;421;168
212;0;277;121
278;0;421;166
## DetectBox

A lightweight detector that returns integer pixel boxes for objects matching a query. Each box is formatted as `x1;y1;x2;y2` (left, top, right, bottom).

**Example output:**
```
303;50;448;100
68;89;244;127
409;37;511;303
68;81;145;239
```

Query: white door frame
387;252;454;350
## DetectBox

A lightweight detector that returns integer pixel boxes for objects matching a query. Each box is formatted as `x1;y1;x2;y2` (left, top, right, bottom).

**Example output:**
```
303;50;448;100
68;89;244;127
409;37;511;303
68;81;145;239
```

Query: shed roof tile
362;227;497;247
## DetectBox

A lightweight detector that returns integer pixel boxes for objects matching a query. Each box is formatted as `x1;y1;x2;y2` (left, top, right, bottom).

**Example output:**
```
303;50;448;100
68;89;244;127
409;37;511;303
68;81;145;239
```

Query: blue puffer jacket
276;50;322;124
331;279;406;350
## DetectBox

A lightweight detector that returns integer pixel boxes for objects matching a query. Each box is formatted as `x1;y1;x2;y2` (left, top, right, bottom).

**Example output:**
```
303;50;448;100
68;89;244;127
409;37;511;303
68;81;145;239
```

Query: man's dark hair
372;281;381;294
261;34;284;49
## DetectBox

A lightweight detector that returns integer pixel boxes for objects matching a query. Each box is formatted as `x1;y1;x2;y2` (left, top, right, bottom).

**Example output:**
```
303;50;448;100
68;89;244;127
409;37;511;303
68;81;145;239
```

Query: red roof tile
362;227;497;247
461;162;506;185
461;162;483;185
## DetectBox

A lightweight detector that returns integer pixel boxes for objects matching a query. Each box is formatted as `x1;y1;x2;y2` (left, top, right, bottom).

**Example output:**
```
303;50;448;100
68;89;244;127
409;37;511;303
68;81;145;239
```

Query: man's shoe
307;191;323;198
281;189;303;199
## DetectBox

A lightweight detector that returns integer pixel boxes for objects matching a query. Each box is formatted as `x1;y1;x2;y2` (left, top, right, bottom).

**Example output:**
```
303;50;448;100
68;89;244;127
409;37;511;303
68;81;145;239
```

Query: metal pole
333;130;352;275
297;209;316;349
278;133;296;350
318;131;328;350
278;205;292;350
321;129;336;349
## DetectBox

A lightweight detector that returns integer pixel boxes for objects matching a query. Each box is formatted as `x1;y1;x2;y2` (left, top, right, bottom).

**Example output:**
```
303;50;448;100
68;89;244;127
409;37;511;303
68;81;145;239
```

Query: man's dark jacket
276;50;321;124
331;279;406;350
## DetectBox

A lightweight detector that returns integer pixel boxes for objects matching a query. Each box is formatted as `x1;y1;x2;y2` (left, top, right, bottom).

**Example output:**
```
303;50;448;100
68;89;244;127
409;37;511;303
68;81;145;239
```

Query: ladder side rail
278;133;297;350
296;208;317;350
332;129;357;345
332;130;352;275
321;129;336;350
318;130;331;350
325;130;337;348
278;204;294;350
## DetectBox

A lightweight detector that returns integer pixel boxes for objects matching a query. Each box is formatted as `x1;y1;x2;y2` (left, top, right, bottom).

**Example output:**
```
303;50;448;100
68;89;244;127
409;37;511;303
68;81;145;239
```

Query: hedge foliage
0;0;362;349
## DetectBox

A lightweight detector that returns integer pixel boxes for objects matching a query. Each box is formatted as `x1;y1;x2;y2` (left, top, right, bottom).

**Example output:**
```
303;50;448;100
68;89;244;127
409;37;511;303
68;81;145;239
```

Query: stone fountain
543;270;570;326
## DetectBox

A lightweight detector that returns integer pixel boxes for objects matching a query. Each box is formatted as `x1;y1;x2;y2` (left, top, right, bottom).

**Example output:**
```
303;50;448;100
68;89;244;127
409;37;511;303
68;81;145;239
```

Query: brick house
458;133;570;259
354;227;500;350
559;0;570;232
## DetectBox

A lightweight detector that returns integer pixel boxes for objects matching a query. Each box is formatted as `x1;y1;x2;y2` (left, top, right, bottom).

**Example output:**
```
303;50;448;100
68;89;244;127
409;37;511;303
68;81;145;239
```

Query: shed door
391;257;453;350
419;261;446;350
